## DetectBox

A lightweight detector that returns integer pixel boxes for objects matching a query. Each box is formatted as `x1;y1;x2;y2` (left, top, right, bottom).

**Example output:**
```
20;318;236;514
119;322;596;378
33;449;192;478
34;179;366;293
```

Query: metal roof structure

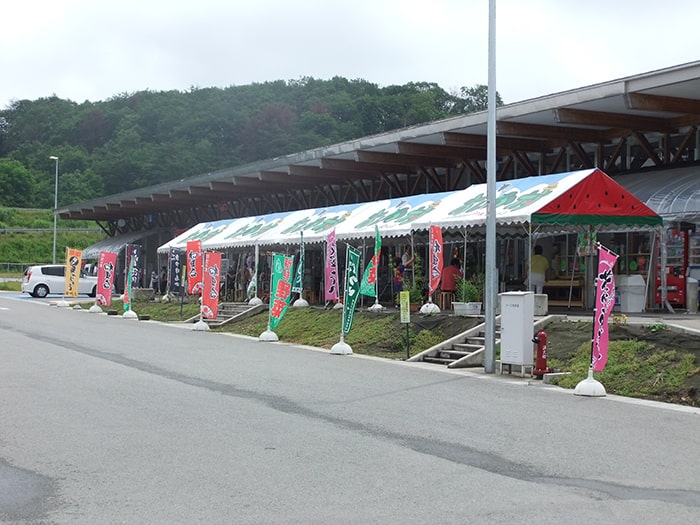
59;61;700;238
615;165;700;223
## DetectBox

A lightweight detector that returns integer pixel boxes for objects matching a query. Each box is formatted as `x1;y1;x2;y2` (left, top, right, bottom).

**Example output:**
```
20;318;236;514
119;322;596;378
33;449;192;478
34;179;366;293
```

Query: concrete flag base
420;302;440;314
330;340;353;355
192;319;210;330
259;329;279;341
574;368;607;397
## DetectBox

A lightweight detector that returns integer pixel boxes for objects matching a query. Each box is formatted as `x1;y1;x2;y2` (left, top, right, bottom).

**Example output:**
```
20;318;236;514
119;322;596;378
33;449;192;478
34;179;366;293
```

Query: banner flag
186;240;203;294
96;251;117;307
247;271;257;299
168;248;181;295
428;225;443;296
123;244;142;311
360;225;381;297
592;244;619;372
325;229;339;301
64;248;82;297
342;246;361;334
124;255;134;311
269;253;295;330
292;232;304;294
201;251;222;319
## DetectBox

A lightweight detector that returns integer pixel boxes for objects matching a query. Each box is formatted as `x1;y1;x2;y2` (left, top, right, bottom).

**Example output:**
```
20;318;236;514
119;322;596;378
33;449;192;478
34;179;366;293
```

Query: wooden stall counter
543;278;585;308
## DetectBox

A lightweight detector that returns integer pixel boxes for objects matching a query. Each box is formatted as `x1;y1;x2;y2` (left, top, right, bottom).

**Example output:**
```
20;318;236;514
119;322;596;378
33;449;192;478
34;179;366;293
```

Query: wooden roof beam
554;107;672;131
397;141;486;160
320;157;413;174
355;149;454;168
496;121;612;143
258;170;331;186
288;164;381;181
441;132;551;152
625;92;700;114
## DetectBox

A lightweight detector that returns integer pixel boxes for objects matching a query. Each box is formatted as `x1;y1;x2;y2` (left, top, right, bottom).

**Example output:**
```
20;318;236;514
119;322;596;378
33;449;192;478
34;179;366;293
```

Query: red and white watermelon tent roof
158;168;661;253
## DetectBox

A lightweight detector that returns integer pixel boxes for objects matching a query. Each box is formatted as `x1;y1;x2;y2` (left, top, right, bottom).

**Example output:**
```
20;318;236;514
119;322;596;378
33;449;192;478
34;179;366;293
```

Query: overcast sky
3;0;700;109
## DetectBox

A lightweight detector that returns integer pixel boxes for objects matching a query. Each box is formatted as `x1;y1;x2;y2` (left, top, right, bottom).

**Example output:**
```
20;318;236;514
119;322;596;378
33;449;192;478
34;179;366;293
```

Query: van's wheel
34;284;49;298
89;286;97;298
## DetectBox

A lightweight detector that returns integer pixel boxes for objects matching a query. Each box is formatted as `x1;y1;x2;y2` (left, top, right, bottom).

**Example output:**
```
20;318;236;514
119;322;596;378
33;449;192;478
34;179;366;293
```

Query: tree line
0;78;502;209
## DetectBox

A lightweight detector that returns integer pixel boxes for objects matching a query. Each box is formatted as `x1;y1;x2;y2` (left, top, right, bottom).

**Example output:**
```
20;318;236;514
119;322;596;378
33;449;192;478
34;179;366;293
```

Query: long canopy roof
158;168;661;253
614;165;700;223
61;61;700;239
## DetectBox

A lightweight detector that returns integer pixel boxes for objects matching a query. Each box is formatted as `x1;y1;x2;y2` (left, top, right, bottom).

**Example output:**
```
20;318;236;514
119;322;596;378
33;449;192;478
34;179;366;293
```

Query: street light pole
50;156;59;264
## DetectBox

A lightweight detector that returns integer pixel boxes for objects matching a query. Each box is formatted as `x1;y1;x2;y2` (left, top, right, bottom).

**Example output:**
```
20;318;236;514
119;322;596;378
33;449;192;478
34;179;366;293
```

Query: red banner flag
201;251;222;319
428;225;443;296
186;240;203;295
65;248;82;297
96;251;117;307
592;245;618;372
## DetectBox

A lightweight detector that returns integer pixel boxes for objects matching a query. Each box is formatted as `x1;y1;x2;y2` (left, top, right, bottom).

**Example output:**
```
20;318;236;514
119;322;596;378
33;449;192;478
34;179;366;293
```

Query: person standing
440;258;463;293
401;245;414;268
150;269;159;293
528;245;549;294
159;266;168;294
392;256;406;307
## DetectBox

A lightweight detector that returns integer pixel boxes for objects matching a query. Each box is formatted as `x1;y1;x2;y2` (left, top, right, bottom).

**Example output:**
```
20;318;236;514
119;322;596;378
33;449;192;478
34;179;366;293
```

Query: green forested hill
0;78;501;209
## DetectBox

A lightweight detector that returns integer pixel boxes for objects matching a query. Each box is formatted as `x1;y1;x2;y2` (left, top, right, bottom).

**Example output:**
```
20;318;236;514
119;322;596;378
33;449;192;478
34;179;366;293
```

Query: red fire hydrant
532;329;552;379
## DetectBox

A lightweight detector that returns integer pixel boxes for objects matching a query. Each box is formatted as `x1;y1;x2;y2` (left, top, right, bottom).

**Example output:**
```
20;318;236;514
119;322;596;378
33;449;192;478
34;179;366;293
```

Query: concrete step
422;356;457;365
453;343;483;352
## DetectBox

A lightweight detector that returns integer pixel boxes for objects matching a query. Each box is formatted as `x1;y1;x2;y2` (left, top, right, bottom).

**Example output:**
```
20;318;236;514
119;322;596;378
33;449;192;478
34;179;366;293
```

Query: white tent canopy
158;169;661;253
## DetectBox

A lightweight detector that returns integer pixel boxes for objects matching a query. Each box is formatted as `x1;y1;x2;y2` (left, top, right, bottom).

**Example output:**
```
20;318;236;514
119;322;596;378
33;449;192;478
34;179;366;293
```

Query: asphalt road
1;294;699;524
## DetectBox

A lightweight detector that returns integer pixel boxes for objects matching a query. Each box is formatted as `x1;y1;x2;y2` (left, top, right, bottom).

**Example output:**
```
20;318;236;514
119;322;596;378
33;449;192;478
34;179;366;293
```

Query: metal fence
0;262;44;274
0;228;102;233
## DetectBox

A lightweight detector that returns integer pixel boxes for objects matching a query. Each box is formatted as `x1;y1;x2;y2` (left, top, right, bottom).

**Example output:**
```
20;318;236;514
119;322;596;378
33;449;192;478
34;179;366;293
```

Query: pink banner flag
96;251;117;307
592;245;619;372
186;240;203;295
325;229;339;301
428;225;443;296
201;251;222;319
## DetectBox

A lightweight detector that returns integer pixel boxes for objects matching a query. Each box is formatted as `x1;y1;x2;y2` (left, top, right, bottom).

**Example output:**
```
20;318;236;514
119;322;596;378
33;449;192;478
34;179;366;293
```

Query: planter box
453;301;482;316
133;288;155;301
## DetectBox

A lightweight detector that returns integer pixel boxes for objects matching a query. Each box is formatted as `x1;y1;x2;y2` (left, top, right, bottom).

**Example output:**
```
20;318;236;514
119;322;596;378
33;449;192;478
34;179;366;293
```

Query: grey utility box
499;291;535;375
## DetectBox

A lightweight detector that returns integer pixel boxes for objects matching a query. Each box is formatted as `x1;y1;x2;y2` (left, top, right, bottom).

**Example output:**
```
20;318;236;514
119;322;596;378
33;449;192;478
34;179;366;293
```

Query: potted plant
453;275;482;315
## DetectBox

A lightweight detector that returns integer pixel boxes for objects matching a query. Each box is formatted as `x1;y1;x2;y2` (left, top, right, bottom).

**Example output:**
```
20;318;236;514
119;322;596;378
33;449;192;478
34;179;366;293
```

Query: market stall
158;168;662;308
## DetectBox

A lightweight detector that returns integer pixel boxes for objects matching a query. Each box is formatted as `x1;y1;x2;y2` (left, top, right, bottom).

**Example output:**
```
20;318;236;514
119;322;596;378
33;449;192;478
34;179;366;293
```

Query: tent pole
236;252;243;302
360;239;366;308
660;227;675;313
644;231;657;312
322;241;326;306
410;231;415;287
568;251;578;309
527;226;533;292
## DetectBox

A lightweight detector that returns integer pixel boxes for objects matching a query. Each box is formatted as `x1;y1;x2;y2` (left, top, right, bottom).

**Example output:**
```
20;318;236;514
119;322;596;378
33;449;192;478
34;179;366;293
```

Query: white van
22;264;98;298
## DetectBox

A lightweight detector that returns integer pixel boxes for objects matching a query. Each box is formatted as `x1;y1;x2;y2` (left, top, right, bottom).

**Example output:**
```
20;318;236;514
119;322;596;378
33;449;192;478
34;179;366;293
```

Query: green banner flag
360;225;381;297
292;232;304;294
269;253;295;330
124;257;134;311
342;245;361;334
